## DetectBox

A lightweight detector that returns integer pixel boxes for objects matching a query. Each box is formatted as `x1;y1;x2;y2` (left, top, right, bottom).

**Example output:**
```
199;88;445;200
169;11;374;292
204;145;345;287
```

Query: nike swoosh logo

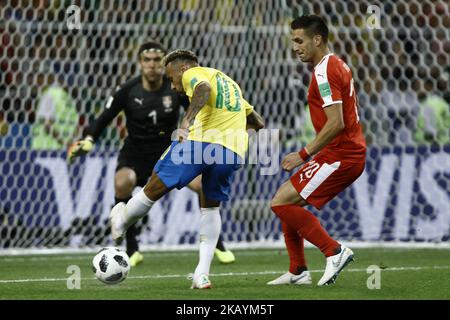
332;250;345;268
134;98;143;105
290;273;307;284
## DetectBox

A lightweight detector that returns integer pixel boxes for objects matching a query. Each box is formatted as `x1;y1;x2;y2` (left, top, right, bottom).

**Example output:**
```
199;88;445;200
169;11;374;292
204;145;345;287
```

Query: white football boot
109;202;127;244
190;273;212;289
317;245;354;286
267;270;312;285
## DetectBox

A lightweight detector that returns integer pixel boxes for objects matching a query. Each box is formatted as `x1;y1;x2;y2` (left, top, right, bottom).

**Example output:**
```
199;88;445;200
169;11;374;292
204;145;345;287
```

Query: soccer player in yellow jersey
109;49;264;289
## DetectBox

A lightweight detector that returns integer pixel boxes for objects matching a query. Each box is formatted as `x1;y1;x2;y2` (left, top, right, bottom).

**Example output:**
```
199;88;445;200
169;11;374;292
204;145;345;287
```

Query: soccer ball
92;247;130;285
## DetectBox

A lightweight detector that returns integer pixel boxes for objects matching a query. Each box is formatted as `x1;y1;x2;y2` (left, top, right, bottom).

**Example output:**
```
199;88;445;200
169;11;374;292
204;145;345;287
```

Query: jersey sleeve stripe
322;100;343;108
314;55;334;105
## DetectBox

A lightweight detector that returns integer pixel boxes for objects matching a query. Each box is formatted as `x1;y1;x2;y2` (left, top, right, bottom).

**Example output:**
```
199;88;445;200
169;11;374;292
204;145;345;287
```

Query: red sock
272;204;340;257
281;222;307;274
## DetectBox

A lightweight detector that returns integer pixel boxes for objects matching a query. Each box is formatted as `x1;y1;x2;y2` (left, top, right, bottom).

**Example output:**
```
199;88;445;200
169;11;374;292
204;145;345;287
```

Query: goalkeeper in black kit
68;40;235;266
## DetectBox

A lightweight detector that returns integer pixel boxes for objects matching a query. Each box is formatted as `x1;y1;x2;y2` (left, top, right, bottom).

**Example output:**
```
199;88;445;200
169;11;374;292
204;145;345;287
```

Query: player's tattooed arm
182;82;212;127
177;82;211;141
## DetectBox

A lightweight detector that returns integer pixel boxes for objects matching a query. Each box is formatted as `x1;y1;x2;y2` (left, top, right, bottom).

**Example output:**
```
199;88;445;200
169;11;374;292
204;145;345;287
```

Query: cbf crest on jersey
162;96;173;112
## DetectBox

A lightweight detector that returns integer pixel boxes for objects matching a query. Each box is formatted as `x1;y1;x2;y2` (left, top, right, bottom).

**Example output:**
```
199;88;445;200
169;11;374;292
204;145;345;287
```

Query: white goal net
1;0;449;252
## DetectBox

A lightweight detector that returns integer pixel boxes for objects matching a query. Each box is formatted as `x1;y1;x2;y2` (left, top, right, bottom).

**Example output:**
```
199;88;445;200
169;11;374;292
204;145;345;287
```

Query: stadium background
1;0;449;252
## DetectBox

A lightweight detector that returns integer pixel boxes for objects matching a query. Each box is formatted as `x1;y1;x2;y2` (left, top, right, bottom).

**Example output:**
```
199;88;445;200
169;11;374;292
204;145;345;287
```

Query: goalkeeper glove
67;136;94;163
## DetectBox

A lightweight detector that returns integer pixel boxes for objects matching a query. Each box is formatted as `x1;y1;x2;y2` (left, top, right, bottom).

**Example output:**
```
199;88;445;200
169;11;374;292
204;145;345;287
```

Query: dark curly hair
163;49;198;66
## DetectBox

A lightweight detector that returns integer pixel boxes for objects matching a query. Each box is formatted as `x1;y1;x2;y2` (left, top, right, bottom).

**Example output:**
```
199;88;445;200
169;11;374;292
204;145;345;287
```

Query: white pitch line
0;252;198;263
0;250;284;262
1;265;450;284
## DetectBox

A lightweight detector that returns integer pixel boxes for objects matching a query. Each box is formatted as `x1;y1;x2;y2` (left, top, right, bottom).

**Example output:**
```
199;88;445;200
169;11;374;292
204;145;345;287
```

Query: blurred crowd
1;0;449;150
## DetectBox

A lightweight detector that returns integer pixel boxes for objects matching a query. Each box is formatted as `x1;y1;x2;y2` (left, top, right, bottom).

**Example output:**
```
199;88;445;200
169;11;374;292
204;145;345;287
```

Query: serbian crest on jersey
162;96;173;112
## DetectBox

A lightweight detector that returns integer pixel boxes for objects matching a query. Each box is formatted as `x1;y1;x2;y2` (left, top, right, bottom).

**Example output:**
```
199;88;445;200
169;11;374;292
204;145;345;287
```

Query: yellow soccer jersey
182;66;254;158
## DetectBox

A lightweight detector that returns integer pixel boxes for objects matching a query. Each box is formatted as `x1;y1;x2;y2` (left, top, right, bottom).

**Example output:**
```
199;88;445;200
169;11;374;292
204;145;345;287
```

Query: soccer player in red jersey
268;15;366;286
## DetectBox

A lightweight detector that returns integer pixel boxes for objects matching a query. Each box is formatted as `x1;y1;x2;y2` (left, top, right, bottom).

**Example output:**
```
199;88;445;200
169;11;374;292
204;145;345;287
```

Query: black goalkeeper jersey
85;76;189;154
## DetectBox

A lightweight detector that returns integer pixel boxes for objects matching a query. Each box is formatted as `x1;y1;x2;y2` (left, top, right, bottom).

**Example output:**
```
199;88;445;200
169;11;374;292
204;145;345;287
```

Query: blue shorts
154;140;242;201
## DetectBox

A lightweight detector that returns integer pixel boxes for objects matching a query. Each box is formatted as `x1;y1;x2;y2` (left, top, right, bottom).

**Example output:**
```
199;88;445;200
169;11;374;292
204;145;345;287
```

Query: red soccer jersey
307;53;366;161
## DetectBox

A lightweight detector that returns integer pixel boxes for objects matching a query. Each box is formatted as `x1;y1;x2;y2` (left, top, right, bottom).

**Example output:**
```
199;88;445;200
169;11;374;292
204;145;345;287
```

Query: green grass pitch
1;248;449;300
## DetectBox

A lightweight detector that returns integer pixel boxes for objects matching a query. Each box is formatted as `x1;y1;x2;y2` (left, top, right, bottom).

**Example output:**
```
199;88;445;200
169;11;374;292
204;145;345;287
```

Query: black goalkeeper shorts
116;142;165;187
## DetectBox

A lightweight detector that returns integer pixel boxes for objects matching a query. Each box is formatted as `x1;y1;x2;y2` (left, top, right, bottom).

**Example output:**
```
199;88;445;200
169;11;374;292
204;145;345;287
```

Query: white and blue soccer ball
92;247;130;285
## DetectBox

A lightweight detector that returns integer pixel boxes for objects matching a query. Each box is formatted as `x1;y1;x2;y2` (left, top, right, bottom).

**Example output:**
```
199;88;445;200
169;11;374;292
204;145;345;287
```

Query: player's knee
270;200;286;219
270;180;305;208
115;168;137;198
270;196;292;219
115;180;135;199
271;187;286;208
143;172;168;201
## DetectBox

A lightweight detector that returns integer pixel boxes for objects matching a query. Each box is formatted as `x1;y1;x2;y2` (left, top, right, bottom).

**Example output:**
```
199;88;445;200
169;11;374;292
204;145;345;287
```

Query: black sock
126;223;139;256
333;245;342;255
216;234;226;251
114;197;131;206
295;266;308;274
